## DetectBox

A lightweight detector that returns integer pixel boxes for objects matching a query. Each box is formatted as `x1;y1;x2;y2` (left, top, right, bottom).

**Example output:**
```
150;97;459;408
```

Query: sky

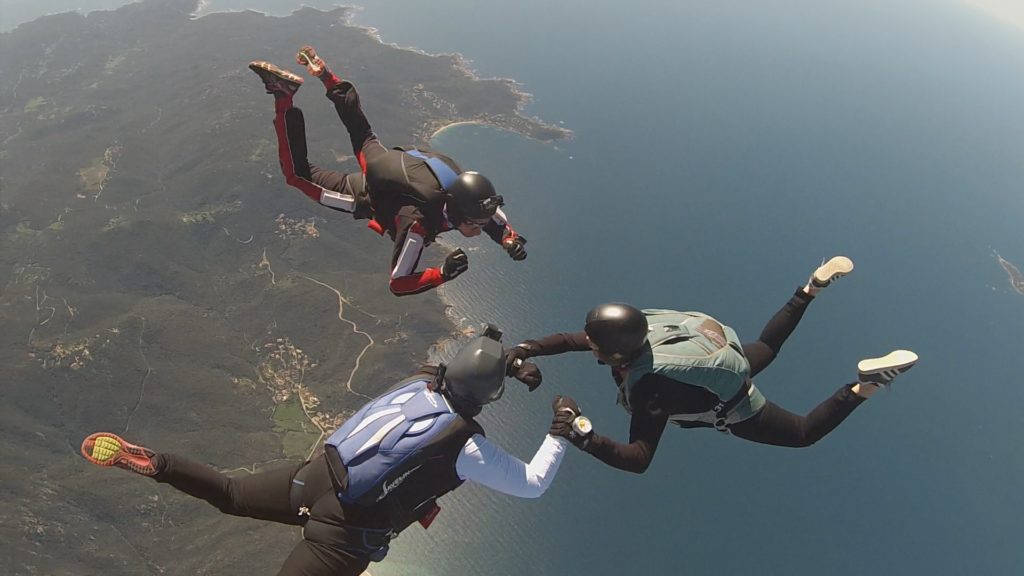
963;0;1024;30
4;0;1024;32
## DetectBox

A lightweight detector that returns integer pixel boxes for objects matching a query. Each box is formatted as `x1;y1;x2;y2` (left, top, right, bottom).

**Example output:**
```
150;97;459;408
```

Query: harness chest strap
404;149;459;190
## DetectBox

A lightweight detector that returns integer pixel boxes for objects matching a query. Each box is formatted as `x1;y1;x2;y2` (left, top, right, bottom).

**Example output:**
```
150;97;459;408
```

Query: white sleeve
455;433;569;499
492;207;510;227
391;227;426;280
320;188;357;212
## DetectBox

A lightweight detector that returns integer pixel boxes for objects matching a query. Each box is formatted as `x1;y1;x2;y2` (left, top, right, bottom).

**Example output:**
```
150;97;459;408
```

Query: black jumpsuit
520;289;866;473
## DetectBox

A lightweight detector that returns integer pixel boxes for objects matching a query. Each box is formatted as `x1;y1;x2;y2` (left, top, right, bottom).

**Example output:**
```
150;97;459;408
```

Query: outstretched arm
570;382;670;474
543;393;666;474
456;434;569;498
582;410;668;474
514;331;591;358
504;332;591;391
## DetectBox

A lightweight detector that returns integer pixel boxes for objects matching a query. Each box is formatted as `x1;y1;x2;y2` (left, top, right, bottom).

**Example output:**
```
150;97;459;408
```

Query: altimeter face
572;416;593;435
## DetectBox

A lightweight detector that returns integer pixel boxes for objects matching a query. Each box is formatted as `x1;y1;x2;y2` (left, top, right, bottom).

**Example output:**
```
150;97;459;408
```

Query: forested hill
0;0;555;572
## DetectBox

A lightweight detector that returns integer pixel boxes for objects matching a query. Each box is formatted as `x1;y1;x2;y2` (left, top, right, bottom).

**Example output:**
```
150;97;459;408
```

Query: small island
994;251;1024;295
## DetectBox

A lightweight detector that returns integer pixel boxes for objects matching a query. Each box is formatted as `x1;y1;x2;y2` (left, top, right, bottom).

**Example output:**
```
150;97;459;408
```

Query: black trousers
153;454;371;576
730;289;866;447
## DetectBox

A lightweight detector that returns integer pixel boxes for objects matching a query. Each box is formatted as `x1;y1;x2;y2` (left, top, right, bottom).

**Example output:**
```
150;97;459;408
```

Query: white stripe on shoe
857;350;919;385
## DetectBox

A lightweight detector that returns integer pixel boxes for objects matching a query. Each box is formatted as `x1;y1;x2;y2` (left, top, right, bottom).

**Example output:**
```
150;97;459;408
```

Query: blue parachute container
324;378;467;506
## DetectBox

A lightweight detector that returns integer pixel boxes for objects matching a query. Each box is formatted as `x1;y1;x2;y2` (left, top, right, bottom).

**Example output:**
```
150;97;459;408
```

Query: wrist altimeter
572;416;592;436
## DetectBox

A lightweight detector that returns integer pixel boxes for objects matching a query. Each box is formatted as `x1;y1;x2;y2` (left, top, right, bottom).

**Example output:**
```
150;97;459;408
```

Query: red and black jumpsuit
271;74;521;296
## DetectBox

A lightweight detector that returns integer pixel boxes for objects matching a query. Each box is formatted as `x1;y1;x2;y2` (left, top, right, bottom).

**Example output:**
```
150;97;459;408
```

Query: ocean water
343;2;1024;575
13;0;1024;574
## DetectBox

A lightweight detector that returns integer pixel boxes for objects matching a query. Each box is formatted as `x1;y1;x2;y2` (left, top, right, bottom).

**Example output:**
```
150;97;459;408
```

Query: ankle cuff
321;72;341;90
794;286;816;301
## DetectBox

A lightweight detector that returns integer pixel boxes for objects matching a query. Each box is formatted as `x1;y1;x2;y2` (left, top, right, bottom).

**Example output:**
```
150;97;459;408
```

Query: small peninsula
994;251;1024;295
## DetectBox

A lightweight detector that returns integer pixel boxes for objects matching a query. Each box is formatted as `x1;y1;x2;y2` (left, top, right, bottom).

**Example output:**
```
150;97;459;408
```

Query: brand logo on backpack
377;464;422;501
696;319;728;349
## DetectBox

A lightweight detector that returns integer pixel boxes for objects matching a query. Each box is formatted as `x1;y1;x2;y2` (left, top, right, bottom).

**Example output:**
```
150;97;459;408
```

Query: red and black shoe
248;61;303;97
81;432;158;476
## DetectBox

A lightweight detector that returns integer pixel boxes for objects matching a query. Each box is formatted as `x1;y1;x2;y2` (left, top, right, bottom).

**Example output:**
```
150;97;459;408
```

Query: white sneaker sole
858;349;918;381
812;256;854;286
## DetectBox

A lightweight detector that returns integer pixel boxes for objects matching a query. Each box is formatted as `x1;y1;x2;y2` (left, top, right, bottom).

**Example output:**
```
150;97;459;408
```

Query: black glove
504;342;533;370
509;359;542;391
502;234;527;261
505;342;541;390
441;248;469;280
549;395;592;449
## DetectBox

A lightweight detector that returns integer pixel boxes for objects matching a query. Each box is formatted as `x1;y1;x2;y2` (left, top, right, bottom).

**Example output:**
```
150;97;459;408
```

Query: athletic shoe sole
81;432;157;476
296;46;325;77
812;256;855;287
857;350;919;385
248;61;303;95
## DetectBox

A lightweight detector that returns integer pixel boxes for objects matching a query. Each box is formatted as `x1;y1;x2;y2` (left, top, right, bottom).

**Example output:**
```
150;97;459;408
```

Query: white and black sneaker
810;256;855;289
857;350;919;388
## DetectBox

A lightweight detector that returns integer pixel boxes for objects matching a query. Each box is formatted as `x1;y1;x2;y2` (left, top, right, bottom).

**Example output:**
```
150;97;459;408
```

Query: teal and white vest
619;310;767;428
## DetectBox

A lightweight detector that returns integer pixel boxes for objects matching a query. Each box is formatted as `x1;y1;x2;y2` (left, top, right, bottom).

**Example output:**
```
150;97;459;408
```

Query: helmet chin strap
431;362;484;417
429;363;448;392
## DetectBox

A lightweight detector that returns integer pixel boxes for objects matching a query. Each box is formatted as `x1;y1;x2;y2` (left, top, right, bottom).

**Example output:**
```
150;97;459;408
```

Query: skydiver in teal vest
504;257;919;472
80;332;576;575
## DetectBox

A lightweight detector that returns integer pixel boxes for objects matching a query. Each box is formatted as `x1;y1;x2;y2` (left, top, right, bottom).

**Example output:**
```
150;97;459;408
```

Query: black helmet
443;335;506;413
447;172;503;221
584;303;649;366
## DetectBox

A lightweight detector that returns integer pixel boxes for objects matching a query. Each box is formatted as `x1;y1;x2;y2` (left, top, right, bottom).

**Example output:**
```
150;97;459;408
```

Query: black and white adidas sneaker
857;350;919;388
811;256;855;289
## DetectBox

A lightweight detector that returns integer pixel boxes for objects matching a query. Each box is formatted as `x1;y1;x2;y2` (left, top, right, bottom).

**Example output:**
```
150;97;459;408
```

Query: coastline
428;119;492;139
340;5;571;142
187;2;573;144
